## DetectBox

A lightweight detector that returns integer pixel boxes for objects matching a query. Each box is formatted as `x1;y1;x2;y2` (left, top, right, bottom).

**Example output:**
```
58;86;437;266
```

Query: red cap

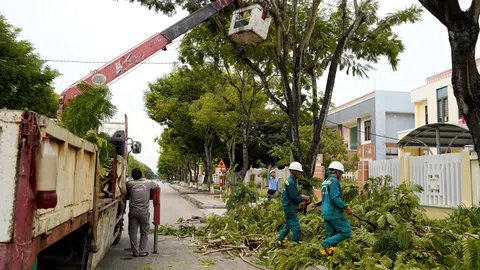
42;136;50;140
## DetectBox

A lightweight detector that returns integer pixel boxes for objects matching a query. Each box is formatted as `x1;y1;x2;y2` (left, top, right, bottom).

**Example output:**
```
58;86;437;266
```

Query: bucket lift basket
228;4;272;44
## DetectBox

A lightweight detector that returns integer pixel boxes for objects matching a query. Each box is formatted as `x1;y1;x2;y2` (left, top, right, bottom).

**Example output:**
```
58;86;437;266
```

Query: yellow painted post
400;153;411;184
461;150;473;207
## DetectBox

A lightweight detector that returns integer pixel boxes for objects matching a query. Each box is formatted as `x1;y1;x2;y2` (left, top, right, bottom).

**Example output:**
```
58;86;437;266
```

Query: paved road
96;183;254;270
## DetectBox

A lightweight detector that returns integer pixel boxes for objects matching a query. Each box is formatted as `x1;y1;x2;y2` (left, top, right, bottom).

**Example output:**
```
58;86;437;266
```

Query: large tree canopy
131;0;421;177
0;14;59;117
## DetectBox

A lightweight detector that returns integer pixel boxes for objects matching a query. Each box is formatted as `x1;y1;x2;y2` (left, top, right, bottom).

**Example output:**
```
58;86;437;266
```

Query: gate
369;158;401;187
410;153;462;207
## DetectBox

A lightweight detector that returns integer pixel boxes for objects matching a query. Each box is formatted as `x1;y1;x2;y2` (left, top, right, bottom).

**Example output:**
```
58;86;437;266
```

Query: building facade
397;61;477;156
410;66;468;128
327;90;415;160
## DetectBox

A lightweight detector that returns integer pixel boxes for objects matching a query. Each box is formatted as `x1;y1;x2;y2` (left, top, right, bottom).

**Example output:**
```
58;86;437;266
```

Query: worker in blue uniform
321;161;353;254
276;162;311;246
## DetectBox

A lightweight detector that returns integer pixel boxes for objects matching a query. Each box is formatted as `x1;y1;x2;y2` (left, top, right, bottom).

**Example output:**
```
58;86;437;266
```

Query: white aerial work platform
228;4;272;44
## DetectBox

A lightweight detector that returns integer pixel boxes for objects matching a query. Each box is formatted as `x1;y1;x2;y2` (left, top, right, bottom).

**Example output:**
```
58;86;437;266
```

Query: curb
169;184;203;195
182;194;227;209
169;184;226;209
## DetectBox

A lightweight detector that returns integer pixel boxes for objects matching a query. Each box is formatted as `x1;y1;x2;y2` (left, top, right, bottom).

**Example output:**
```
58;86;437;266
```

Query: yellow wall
423;206;454;219
471;158;480;205
414;101;428;127
411;76;462;126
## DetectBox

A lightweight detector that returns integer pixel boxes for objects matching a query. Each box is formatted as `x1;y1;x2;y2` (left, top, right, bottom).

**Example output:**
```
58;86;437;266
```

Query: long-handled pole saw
304;201;377;230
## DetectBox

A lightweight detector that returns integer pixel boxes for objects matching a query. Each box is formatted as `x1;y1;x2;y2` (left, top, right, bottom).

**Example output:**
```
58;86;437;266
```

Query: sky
1;0;478;170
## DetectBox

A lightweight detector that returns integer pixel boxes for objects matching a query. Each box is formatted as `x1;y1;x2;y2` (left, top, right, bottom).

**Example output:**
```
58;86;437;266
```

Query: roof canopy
397;123;473;153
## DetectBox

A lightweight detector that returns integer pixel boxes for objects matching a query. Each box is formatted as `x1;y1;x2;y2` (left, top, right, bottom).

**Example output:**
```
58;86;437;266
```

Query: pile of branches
189;234;269;269
161;177;480;269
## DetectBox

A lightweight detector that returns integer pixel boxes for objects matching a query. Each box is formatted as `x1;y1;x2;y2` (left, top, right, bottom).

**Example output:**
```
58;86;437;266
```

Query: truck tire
112;201;126;245
37;225;92;270
112;224;123;245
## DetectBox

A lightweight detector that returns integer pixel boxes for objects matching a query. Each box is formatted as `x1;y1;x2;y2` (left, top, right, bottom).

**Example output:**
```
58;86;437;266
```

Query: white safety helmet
289;161;304;172
328;161;345;173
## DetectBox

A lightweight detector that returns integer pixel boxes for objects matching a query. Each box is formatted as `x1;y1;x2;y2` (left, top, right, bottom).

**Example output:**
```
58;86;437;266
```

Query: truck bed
0;110;97;241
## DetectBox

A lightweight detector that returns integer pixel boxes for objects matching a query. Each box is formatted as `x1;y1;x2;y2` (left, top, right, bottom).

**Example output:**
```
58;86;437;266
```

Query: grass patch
135;264;154;269
166;261;184;267
197;259;215;268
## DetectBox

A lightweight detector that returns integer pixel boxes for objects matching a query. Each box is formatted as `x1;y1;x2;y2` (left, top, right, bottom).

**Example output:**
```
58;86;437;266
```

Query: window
425;105;428;125
364;120;371;141
350;126;358;150
437;87;449;122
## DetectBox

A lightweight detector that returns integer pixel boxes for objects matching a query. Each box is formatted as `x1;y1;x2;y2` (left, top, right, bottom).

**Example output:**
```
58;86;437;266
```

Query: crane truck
0;0;271;269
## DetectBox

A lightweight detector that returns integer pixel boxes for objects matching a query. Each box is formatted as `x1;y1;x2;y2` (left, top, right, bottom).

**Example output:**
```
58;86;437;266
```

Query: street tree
178;21;270;180
156;130;180;179
232;1;422;178
189;90;241;171
0;14;59;117
61;82;117;137
130;0;422;177
418;0;480;159
145;65;215;184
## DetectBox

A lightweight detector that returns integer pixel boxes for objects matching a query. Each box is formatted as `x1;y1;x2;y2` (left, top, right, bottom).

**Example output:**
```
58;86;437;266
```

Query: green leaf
377;215;386;228
386;212;398;226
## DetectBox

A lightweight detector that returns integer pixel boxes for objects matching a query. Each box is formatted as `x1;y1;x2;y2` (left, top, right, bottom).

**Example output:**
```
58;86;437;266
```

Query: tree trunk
186;161;192;184
227;136;236;171
203;126;215;191
239;122;250;181
288;104;304;165
194;160;199;188
204;145;213;185
449;17;480;160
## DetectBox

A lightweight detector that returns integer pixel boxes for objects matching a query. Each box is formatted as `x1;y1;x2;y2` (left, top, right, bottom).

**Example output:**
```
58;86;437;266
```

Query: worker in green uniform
321;161;353;254
276;162;311;246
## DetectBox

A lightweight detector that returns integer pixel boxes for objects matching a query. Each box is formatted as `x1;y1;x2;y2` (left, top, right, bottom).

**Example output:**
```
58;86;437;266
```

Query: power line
326;119;401;142
45;59;179;65
0;57;179;65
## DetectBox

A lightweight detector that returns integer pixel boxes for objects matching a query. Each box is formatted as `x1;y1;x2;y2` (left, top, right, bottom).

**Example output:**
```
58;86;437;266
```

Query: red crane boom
57;0;242;116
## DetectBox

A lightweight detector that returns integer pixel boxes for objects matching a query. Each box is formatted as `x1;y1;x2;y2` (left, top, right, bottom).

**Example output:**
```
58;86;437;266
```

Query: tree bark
186;160;192;184
203;124;215;190
227;135;236;171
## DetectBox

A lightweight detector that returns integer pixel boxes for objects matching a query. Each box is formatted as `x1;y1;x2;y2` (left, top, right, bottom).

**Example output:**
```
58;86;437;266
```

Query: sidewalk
170;184;267;212
170;184;227;209
184;193;227;209
169;183;214;195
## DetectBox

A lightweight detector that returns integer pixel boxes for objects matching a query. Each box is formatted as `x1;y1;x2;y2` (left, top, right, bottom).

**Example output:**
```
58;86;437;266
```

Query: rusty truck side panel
0;110;22;243
32;114;97;237
89;200;119;267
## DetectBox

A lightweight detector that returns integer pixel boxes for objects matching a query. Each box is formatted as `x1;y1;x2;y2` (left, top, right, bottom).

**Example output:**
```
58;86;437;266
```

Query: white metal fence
410;154;463;207
343;171;357;182
369;158;401;187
